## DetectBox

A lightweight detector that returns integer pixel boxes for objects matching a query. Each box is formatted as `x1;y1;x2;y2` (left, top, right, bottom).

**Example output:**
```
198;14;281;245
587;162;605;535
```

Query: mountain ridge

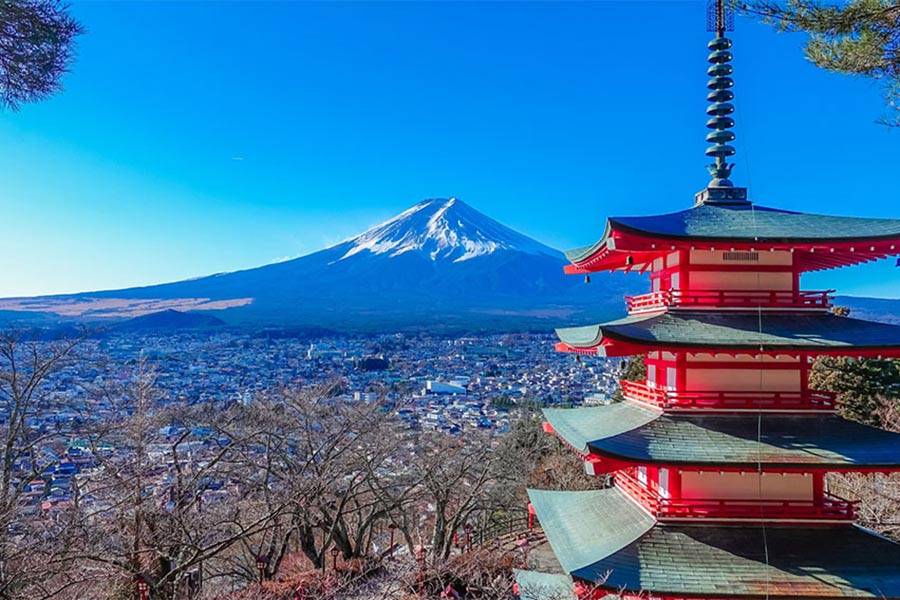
0;198;641;330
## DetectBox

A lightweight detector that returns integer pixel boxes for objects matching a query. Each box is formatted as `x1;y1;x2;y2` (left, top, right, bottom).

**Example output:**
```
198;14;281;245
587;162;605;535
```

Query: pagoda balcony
620;379;837;411
625;289;834;314
615;470;857;522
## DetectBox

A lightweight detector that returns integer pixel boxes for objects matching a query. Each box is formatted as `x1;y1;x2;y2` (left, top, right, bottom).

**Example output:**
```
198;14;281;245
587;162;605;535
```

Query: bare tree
402;432;497;563
209;384;413;590
33;359;277;599
0;334;79;598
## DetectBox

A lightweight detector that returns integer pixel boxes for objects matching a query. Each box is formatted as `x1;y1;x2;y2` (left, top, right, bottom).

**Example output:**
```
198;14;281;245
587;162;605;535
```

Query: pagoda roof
565;203;900;273
555;311;900;356
530;488;900;598
527;488;656;573
542;403;660;454
567;203;900;262
543;402;900;468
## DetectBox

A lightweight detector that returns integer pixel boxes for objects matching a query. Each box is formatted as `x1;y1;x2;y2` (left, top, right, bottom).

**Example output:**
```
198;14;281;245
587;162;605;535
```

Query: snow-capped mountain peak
339;197;559;263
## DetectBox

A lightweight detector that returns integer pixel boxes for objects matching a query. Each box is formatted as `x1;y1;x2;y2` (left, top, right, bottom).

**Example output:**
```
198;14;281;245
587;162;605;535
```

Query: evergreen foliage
738;0;900;126
0;0;82;110
612;355;646;402
810;356;900;426
621;354;647;382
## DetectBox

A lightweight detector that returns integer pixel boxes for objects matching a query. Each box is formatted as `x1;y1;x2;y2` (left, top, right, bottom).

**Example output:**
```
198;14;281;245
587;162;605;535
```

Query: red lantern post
256;555;266;584
135;577;149;600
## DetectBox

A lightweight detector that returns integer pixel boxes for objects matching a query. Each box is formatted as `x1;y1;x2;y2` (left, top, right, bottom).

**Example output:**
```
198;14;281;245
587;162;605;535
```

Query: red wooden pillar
678;249;690;291
799;353;810;397
675;351;687;393
669;469;683;500
812;471;825;506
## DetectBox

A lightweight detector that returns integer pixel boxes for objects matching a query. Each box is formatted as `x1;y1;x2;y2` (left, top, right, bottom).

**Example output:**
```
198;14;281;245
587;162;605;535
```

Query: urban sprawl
20;332;623;517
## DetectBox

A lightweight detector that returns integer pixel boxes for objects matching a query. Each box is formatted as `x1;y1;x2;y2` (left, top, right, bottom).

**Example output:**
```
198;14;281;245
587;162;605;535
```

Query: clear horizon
2;1;898;298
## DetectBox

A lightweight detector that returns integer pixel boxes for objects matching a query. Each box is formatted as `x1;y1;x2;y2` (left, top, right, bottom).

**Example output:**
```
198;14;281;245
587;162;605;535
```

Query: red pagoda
516;3;900;599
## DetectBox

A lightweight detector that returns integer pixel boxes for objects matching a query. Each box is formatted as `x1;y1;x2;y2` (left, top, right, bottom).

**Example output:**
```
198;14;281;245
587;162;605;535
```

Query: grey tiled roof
542;403;660;453
527;488;655;574
565;204;900;262
575;523;900;598
556;311;900;350
544;402;900;467
530;489;900;598
612;203;900;242
596;409;900;467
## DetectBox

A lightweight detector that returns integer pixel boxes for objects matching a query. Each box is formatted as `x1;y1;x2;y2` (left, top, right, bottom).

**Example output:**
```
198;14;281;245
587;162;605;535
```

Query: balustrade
625;289;833;313
615;470;856;521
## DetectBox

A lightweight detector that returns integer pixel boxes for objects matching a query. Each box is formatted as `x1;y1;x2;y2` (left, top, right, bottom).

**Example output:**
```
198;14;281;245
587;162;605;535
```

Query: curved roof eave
555;311;900;353
542;403;661;453
571;522;900;597
527;488;655;574
564;220;615;264
564;204;900;268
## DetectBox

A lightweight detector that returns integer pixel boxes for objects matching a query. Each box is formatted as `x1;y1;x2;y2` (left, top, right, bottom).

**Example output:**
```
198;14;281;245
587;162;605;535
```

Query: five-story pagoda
516;3;900;599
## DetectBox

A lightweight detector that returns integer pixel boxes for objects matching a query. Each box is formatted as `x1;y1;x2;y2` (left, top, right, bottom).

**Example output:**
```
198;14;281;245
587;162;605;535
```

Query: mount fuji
0;198;642;331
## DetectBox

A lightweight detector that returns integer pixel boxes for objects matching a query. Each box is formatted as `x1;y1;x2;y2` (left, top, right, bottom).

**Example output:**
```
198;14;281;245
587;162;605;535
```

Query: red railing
619;379;837;411
616;470;857;522
625;289;834;313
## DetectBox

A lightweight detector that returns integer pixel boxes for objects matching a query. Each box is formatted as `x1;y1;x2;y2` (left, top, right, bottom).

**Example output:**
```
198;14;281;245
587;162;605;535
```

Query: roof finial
695;0;748;206
705;0;736;187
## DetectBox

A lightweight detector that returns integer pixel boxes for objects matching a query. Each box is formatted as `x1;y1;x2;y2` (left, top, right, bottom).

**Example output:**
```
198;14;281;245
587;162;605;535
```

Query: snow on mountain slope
338;198;559;263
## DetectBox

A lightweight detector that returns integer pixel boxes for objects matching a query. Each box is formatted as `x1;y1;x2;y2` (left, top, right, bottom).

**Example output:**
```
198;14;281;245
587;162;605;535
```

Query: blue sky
1;1;897;298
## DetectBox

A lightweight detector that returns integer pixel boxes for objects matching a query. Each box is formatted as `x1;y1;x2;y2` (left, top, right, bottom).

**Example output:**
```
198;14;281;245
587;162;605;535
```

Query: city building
518;3;900;599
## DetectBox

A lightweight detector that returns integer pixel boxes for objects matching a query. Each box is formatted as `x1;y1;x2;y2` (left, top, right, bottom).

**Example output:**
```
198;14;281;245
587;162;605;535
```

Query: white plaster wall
687;353;800;364
688;271;794;291
681;472;813;500
685;368;801;392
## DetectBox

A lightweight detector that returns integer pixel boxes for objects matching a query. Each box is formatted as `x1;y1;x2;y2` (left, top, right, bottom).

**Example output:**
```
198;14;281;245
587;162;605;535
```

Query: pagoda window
689;249;792;267
666;367;677;390
658;468;670;498
637;466;648;486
